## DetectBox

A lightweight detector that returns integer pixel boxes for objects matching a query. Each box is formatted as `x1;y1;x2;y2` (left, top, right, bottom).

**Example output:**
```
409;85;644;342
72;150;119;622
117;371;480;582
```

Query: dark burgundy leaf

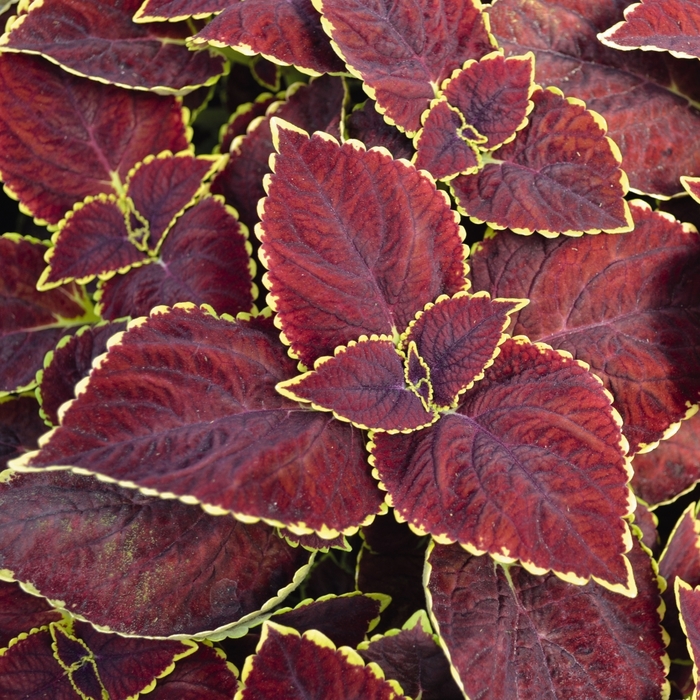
404;343;431;407
676;579;700;675
633;500;660;559
96;197;255;319
316;0;494;133
1;235;94;395
0;0;226;92
237;622;408;699
346;100;414;160
683;175;700;203
487;0;700;197
219;93;276;155
469;200;700;454
134;0;228;21
18;306;383;536
0;581;62;649
599;0;700;59
190;0;345;75
451;87;633;236
251;56;280;90
0;470;313;637
260;121;466;367
373;337;634;592
50;623;104;699
413;100;480;180
358;611;463;700
0;397;46;469
427;535;668;700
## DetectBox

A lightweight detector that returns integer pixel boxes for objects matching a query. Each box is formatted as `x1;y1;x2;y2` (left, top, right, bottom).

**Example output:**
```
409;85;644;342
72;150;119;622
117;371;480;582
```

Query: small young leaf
0;581;62;649
219;93;276;155
0;396;46;470
346;100;414;160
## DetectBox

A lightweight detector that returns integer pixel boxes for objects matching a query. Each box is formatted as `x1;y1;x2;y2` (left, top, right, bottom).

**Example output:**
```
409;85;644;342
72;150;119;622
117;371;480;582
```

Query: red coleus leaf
372;337;634;593
259;121;467;367
633;500;660;558
401;291;525;409
469;200;700;454
251;56;281;91
16;305;383;536
0;0;226;93
134;0;227;21
38;319;129;426
451;86;633;236
0;235;94;395
0;396;46;469
0;53;188;225
314;0;495;134
0;581;62;649
219;93;276;155
677;579;700;687
237;622;408;699
599;0;700;59
278;337;437;432
346;100;414;160
426;535;668;700
413;100;480;180
684;175;700;203
0;470;313;637
189;0;345;76
95;197;255;319
441;50;535;151
487;0;700;198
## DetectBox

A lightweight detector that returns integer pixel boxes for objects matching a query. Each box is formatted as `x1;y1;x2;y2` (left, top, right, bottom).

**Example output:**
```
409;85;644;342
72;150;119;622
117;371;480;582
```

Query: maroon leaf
683;175;700;203
278;337;437;432
189;0;345;75
51;624;105;699
401;291;525;408
0;397;46;470
426;535;668;700
346;100;414;160
17;306;383;536
0;0;226;92
126;152;219;251
441;50;535;150
219;93;276;155
260;121;467;367
0;581;62;649
0;53;189;225
134;0;228;21
599;0;700;59
315;0;495;133
251;56;281;91
677;579;700;680
633;500;660;559
451;87;633;236
237;622;408;699
487;0;700;198
469;200;700;454
413;100;480;180
0;470;313;637
372;337;634;593
96;197;255;320
1;235;94;395
358;611;463;700
38;196;148;289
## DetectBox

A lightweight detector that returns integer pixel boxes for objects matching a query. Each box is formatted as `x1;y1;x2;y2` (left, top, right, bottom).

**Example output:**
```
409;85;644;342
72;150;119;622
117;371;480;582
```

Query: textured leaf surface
0;470;312;637
451;87;632;236
427;536;668;700
0;0;226;92
0;53;188;224
135;0;227;21
315;0;494;133
346;100;414;160
260;122;466;367
487;0;700;197
238;622;407;699
469;201;700;453
0;397;46;470
372;337;633;592
599;0;700;59
190;0;344;75
0;581;62;649
20;306;382;535
96;197;254;319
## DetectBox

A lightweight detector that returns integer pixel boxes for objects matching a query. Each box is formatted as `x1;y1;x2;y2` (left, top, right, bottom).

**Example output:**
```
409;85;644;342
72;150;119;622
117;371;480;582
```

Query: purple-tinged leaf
189;0;345;75
0;470;313;637
134;0;227;22
96;197;255;319
260;121;467;367
677;578;700;686
0;0;227;93
413;100;480;180
0;581;62;649
38;196;148;290
0;396;46;469
314;0;495;134
401;291;525;408
126;152;219;251
219;93;276;155
427;535;668;700
1;234;94;395
16;306;384;536
683;175;700;203
441;50;535;150
633;500;660;559
487;0;700;198
358;610;463;700
404;343;432;409
346;100;414;160
373;337;634;593
251;56;280;91
51;624;105;699
469;200;700;454
599;0;700;59
278;337;437;432
237;622;408;699
451;86;633;236
0;53;189;225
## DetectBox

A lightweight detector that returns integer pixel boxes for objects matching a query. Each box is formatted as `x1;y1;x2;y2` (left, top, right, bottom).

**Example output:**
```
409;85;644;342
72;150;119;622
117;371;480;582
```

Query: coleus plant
2;0;700;698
